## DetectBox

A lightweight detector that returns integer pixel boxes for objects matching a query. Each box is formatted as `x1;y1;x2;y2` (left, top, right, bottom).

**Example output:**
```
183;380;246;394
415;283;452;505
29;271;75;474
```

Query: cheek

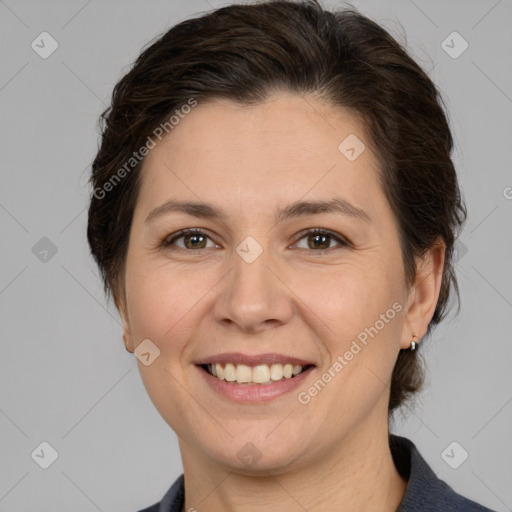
126;265;208;431
126;261;210;343
291;257;402;340
294;260;404;415
297;259;405;406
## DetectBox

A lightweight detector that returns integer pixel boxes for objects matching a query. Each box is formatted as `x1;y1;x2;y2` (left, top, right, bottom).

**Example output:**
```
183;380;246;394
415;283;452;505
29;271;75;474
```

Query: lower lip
197;365;315;403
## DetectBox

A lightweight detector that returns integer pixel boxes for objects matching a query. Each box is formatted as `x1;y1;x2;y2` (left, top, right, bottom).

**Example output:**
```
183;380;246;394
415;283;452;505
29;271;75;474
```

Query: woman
87;1;497;510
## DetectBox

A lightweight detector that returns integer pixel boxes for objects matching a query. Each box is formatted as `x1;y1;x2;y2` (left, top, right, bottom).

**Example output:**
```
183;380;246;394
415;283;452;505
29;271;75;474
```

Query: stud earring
410;334;418;351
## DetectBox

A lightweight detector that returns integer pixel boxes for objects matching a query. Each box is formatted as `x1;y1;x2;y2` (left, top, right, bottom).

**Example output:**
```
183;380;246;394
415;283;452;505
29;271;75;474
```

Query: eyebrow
144;197;371;225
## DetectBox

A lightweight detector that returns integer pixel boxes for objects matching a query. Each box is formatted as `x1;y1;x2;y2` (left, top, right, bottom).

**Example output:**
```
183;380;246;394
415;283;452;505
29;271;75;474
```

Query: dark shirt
137;434;496;511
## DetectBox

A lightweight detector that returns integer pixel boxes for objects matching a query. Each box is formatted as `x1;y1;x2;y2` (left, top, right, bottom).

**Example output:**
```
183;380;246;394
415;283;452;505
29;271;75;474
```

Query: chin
198;430;310;475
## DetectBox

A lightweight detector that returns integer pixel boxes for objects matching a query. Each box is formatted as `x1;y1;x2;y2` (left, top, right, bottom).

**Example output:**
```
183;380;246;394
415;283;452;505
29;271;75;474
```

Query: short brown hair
87;0;466;416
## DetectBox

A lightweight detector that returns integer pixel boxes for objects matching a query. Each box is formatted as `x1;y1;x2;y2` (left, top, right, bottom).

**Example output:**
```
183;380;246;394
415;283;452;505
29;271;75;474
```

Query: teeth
235;364;252;383
252;365;271;383
224;363;236;382
207;363;306;384
270;364;283;381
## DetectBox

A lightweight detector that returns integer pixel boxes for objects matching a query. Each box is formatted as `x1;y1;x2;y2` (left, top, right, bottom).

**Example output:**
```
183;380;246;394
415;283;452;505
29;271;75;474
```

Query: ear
115;287;134;354
400;238;446;349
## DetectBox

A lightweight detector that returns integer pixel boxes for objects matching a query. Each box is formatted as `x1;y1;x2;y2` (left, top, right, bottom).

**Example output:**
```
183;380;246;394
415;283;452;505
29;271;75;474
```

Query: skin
118;92;445;512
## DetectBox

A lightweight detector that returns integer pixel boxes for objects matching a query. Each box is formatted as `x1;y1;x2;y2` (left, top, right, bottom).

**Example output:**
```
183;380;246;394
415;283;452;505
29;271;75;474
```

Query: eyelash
160;228;349;254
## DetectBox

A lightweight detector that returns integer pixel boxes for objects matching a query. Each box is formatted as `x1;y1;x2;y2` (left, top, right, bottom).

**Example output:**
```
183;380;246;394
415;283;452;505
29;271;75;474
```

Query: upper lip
195;352;316;367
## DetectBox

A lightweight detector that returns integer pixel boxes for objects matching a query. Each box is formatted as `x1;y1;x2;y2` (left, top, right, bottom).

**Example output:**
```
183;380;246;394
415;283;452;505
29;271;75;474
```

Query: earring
410;334;418;351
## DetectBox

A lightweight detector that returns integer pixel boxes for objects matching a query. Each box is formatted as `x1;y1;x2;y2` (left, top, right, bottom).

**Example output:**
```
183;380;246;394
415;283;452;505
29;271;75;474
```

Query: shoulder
390;434;497;512
133;474;185;512
136;505;160;512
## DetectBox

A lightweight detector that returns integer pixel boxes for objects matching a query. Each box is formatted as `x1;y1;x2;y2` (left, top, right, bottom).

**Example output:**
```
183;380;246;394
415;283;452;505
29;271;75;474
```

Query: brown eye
294;229;348;252
162;229;215;250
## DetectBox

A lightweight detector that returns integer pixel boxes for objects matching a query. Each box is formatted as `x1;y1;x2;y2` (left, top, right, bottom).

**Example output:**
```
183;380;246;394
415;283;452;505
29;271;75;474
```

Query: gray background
1;0;511;510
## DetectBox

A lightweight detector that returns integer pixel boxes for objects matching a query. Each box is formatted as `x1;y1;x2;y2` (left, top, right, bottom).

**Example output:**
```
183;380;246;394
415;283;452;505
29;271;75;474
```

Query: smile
195;352;316;402
202;362;312;385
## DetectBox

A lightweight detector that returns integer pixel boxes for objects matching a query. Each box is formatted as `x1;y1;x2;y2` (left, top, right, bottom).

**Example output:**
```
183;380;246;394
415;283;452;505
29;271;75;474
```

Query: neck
179;409;407;512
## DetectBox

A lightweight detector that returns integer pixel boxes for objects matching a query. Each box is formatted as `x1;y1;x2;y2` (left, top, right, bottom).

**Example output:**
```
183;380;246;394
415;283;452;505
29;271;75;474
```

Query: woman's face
120;92;428;473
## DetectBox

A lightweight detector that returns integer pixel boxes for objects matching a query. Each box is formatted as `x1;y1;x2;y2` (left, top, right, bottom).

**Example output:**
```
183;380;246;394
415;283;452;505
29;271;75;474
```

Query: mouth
194;353;317;402
199;362;315;385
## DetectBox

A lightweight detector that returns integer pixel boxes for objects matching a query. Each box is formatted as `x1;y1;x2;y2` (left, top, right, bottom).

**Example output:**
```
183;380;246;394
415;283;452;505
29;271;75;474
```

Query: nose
213;241;294;333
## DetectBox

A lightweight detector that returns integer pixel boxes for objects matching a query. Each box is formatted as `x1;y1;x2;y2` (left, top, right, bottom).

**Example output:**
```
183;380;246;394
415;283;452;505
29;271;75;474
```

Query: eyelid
292;228;350;251
161;227;350;253
162;228;218;249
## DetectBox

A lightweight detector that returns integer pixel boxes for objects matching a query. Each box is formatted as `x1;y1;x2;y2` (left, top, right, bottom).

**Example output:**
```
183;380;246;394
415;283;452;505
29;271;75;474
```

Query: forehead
136;92;387;223
150;93;370;163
